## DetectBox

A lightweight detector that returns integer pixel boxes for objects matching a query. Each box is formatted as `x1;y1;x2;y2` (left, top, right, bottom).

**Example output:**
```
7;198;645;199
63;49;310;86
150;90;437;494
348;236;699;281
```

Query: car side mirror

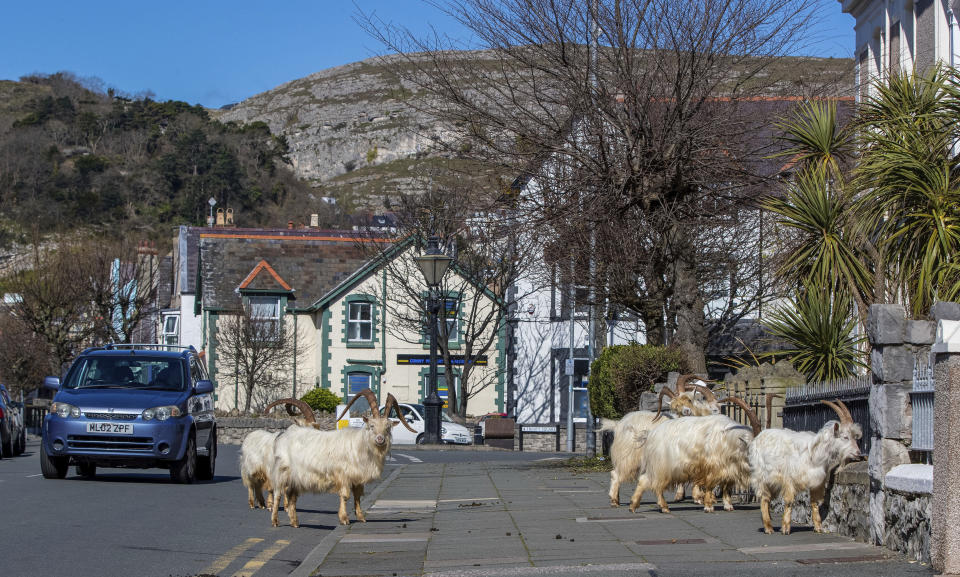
43;376;61;391
194;380;214;395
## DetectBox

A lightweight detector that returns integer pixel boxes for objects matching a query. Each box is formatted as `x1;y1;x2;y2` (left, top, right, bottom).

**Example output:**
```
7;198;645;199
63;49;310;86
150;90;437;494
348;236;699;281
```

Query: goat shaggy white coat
628;414;755;514
749;400;863;534
268;389;413;527
239;429;280;509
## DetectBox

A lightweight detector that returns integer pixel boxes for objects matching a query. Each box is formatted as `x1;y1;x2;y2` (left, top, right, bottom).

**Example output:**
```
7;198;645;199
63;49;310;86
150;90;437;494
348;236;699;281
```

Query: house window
348;302;373;343
348;372;372;394
161;314;179;345
438;298;459;342
249;296;281;339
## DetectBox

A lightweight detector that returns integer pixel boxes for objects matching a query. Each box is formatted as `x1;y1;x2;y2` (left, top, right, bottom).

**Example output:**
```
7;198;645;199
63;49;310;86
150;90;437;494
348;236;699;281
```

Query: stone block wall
217;414;339;445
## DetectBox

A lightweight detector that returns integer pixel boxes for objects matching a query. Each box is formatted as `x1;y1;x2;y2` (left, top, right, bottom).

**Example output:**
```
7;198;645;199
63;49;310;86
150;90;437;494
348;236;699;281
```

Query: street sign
564;359;574;375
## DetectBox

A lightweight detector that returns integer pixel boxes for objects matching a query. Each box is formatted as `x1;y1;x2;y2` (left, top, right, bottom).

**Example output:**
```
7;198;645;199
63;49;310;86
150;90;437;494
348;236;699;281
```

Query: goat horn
724;397;761;436
675;374;692;393
835;399;854;423
821;400;852;424
765;393;782;429
263;398;316;424
338;388;381;421
654;387;676;422
686;384;716;403
385;393;417;433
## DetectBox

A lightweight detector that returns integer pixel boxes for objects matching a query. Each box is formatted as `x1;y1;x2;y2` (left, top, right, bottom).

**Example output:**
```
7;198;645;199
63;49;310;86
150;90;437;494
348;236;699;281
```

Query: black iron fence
782;374;872;455
24;405;48;435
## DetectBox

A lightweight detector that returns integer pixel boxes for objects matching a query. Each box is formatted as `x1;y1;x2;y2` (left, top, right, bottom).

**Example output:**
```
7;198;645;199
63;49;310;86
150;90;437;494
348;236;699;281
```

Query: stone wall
217;414;339;445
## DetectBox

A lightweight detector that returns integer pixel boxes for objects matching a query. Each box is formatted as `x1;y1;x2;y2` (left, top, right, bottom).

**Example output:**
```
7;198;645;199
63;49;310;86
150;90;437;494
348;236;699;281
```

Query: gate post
865;304;917;545
931;304;960;574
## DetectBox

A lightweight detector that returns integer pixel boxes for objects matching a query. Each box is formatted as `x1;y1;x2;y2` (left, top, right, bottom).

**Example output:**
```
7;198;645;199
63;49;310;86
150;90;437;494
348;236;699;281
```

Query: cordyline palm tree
855;66;960;317
762;101;873;379
763;282;867;382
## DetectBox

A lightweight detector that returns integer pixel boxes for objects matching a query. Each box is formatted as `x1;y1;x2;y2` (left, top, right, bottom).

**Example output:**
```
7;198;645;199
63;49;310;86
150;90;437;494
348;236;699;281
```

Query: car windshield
63;357;186;391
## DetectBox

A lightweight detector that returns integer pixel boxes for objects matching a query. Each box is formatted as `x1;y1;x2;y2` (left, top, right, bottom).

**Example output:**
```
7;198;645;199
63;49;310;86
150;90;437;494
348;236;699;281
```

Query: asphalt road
0;437;564;577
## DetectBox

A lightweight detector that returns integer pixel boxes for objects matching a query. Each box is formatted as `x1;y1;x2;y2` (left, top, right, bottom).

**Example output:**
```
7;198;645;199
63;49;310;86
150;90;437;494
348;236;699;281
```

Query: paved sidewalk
293;458;934;577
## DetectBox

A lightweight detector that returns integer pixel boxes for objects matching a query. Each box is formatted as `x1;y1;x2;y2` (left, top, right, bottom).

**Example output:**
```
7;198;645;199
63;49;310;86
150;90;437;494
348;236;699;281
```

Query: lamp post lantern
413;236;453;445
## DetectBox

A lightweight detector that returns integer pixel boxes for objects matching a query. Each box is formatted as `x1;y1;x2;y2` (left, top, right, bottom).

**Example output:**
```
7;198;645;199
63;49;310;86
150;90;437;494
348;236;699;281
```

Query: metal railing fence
783;374;873;455
911;358;934;457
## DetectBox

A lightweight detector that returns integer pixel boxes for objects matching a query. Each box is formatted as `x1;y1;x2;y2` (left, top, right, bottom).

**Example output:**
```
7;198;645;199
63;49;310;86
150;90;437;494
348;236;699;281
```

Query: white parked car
383;403;472;445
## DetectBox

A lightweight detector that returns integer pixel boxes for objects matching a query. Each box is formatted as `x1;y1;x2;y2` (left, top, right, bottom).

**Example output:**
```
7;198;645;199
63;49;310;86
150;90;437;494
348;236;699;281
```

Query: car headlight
142;405;182;421
51;402;81;418
441;427;447;435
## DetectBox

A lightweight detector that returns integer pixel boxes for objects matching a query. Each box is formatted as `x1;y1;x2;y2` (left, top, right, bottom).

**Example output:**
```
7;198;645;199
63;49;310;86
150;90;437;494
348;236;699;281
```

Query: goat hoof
724;504;734;512
781;528;790;535
660;507;670;514
764;528;774;535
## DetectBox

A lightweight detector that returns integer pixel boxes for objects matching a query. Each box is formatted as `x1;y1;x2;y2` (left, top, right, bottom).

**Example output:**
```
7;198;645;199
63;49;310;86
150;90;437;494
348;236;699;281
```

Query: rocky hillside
215;53;486;210
216;52;854;208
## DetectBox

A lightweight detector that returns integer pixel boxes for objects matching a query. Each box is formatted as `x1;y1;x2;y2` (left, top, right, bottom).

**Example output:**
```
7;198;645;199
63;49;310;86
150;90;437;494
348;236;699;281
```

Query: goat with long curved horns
269;388;416;527
749;398;863;534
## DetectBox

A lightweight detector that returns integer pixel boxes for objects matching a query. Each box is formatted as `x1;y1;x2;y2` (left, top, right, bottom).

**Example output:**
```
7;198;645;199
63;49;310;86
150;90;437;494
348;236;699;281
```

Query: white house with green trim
192;228;505;416
300;238;506;416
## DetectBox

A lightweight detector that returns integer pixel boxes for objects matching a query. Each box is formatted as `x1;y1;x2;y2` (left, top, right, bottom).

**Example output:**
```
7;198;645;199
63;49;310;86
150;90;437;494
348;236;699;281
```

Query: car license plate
86;422;134;435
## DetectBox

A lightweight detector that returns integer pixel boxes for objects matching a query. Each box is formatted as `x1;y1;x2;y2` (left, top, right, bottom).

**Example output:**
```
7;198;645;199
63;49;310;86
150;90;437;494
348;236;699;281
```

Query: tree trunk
672;235;708;374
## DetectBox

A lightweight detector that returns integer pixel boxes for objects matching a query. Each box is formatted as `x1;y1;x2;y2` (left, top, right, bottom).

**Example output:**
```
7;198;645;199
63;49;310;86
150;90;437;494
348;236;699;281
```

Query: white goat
240;429;281;509
238;398;316;510
269;389;415;527
628;400;761;514
749;399;863;534
604;375;722;507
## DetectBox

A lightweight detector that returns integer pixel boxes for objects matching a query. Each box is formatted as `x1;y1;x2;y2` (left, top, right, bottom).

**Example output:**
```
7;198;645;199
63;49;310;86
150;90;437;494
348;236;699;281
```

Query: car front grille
84;412;138;421
67;435;154;452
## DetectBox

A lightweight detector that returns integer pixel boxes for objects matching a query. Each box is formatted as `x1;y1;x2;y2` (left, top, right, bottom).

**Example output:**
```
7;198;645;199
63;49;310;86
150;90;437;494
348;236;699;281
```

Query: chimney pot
287;220;294;229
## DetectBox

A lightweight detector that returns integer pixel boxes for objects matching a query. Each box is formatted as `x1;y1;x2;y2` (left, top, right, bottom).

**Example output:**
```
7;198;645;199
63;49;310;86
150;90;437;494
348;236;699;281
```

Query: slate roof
195;227;391;311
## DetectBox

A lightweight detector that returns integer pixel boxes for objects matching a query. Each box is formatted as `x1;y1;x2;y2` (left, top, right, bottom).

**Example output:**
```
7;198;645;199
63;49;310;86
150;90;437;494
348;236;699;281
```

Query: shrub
588;344;689;420
300;387;342;414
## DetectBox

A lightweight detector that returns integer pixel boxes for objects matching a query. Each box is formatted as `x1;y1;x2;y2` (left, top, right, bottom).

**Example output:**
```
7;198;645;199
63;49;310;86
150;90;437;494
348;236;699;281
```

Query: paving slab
302;457;934;577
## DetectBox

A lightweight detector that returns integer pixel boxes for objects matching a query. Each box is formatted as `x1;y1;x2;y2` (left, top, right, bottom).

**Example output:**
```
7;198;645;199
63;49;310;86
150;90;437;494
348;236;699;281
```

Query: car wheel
170;435;196;484
416;433;425;445
40;444;68;479
15;431;25;455
19;431;26;454
196;429;217;481
2;435;13;459
77;462;96;478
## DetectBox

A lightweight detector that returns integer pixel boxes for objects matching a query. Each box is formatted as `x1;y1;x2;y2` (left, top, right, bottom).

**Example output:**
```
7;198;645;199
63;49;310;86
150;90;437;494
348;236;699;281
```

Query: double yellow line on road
202;537;290;577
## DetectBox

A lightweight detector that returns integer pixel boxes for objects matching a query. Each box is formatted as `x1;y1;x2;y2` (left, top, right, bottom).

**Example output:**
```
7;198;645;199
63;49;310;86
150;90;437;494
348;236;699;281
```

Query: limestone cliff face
216;54;463;203
216;52;853;206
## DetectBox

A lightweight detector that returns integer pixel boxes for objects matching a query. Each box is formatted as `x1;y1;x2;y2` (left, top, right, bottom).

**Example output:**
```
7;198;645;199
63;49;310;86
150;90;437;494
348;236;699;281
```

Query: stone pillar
866;304;927;545
930;303;960;574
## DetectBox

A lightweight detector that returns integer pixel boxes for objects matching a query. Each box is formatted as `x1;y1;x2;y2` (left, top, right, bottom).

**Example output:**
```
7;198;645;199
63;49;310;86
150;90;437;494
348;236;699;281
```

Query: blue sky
1;1;854;109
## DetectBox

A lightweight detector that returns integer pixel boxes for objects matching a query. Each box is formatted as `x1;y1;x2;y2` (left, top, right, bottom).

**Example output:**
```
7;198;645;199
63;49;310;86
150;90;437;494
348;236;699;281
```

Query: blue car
41;344;217;483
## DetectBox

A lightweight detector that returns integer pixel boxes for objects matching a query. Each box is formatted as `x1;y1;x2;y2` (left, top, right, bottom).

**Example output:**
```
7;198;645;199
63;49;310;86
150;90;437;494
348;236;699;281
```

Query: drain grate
795;555;888;564
636;539;707;545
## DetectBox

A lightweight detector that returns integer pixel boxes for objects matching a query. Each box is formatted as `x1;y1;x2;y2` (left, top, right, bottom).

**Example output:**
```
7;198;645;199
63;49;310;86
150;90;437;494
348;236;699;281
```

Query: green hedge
300;387;342;414
588;344;689;420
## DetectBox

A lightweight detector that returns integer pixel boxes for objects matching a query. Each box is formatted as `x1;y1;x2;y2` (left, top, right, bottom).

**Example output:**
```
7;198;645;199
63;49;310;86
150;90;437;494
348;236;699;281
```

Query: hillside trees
363;0;834;372
0;73;335;244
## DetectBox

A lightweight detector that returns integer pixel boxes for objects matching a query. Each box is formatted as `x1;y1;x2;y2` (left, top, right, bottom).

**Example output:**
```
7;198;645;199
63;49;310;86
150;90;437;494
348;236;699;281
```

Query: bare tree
362;184;544;419
0;310;53;395
214;300;304;414
4;238;97;373
86;238;161;344
361;0;837;372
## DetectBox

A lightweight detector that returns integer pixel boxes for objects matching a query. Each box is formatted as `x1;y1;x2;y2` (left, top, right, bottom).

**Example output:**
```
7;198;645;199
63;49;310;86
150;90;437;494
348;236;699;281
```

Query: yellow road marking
232;539;291;577
201;538;263;575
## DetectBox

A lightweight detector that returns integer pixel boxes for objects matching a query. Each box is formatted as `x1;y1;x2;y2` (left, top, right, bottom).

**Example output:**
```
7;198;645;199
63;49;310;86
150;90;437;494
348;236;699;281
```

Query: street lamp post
207;197;217;227
413;236;453;445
